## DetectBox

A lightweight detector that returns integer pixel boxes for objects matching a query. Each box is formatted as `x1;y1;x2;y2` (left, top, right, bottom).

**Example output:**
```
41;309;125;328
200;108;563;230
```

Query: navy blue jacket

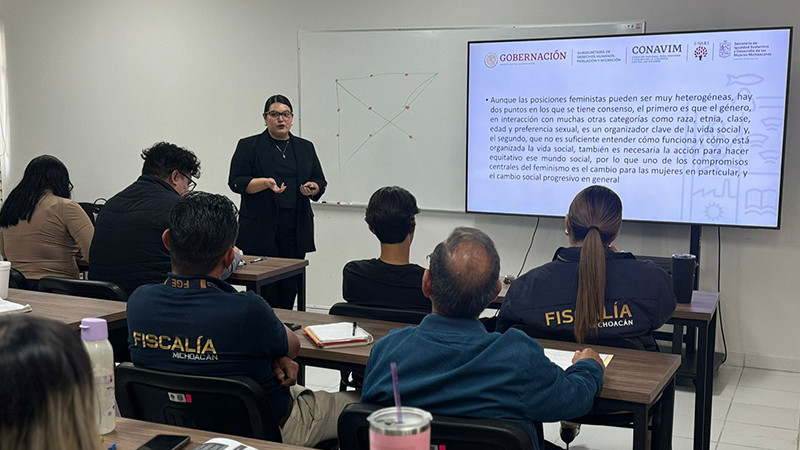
497;247;676;350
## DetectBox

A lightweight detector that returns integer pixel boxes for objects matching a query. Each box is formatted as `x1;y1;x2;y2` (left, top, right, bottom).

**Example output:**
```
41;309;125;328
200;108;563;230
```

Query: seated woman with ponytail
496;185;676;351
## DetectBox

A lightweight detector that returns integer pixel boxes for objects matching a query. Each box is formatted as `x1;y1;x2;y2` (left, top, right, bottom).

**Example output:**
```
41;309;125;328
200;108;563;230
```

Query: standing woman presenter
229;94;326;309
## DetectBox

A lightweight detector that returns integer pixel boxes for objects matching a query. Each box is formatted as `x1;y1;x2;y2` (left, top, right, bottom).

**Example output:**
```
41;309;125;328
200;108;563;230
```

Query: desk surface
106;417;309;449
538;338;680;405
228;256;308;284
276;310;395;367
671;291;719;322
274;310;681;406
7;288;127;330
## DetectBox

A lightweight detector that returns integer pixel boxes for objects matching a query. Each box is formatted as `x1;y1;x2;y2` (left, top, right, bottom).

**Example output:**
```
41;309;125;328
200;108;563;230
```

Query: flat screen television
466;27;792;228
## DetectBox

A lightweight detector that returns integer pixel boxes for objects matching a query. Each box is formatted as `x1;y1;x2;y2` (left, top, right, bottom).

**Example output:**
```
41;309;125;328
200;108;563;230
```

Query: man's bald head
427;227;501;318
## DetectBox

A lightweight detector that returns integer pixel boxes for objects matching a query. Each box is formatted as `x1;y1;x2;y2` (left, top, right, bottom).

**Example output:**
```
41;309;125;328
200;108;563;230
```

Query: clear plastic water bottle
80;317;116;434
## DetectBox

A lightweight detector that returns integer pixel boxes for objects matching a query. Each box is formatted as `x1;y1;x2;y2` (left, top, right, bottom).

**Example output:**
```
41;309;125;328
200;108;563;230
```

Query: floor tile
673;393;731;422
715;366;743;398
739;368;800;393
726;403;800;430
716;444;773;450
718;422;798;450
671;436;694;450
303;365;342;392
672;414;723;442
733;386;800;410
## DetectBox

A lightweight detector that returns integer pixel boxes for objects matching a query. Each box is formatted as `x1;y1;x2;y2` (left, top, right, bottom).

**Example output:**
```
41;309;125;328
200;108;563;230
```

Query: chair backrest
38;277;128;302
9;267;28;290
511;324;647;351
338;403;535;450
329;302;428;325
115;362;283;442
78;200;105;226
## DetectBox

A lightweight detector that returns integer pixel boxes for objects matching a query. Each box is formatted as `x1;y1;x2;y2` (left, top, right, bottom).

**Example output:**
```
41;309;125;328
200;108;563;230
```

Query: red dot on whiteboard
405;106;410;110
368;107;372;110
408;135;414;139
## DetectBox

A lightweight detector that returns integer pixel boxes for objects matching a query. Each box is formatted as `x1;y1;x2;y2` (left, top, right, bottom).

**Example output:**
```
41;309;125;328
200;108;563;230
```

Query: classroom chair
328;302;428;325
116;363;340;449
115;362;284;442
337;402;536;450
511;323;648;351
9;267;29;290
78;199;105;225
37;277;130;362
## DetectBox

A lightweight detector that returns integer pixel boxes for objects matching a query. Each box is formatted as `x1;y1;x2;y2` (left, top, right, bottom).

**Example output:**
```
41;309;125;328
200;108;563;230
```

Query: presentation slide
467;28;791;228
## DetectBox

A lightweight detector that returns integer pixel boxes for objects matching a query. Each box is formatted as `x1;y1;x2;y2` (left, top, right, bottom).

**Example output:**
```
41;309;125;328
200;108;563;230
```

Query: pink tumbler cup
367;407;432;450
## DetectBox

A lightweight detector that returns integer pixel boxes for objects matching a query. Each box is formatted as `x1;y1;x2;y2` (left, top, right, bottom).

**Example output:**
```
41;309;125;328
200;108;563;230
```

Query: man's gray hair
429;227;501;318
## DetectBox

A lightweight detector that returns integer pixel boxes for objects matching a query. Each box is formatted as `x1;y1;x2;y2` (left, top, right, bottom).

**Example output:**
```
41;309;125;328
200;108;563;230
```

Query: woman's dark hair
365;186;419;244
264;94;293;113
567;185;623;343
0;155;73;228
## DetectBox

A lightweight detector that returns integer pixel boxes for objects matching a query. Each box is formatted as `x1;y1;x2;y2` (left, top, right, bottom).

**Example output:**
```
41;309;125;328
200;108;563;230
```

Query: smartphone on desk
137;434;191;450
284;322;302;331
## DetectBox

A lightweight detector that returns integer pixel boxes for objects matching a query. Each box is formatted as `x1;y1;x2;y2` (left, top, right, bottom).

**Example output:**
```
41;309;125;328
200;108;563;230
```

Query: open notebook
0;298;31;315
303;322;374;348
544;348;613;370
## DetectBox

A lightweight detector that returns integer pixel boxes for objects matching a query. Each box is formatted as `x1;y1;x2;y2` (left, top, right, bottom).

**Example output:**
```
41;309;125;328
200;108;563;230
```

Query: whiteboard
298;22;645;211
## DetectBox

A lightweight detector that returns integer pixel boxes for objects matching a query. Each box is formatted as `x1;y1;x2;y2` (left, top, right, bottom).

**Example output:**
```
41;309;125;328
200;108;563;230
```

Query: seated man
127;192;358;447
342;186;430;313
361;227;605;448
90;142;239;294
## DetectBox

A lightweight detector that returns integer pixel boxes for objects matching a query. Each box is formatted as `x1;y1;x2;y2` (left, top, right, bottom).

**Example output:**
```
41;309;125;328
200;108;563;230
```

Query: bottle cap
80;317;108;341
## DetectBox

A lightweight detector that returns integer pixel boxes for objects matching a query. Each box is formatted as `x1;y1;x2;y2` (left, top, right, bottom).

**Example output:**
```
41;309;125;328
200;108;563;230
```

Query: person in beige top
0;155;93;283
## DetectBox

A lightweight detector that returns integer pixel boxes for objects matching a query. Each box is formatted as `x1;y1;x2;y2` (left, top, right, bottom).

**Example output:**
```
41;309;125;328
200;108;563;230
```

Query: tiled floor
304;363;800;449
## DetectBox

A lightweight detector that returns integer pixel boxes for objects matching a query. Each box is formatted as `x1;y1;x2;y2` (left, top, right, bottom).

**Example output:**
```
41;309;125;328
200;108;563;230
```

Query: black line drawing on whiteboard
334;72;437;170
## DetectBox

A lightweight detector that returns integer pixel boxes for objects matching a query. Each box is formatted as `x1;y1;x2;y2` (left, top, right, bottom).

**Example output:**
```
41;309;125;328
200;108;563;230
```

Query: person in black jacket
228;94;327;309
89;142;201;294
497;185;676;350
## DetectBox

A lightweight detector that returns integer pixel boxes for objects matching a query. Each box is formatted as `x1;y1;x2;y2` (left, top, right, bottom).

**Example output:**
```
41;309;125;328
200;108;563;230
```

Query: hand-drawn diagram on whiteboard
334;72;437;170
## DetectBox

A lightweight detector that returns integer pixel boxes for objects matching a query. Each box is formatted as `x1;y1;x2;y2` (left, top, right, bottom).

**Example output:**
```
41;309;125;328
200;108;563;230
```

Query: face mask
220;251;242;280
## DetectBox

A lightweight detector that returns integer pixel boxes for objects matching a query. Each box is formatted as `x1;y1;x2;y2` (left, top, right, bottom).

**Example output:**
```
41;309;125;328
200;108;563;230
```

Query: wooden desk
228;257;309;311
491;287;719;450
276;310;400;370
668;291;719;450
7;288;127;331
105;417;310;449
540;339;680;450
274;310;681;450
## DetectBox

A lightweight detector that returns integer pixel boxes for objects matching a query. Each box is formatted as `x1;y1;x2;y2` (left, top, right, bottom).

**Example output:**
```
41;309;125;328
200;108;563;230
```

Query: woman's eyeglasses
266;111;293;119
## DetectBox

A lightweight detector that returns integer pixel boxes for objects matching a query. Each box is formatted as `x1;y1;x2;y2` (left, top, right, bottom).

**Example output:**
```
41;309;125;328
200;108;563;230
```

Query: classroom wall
1;0;798;371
